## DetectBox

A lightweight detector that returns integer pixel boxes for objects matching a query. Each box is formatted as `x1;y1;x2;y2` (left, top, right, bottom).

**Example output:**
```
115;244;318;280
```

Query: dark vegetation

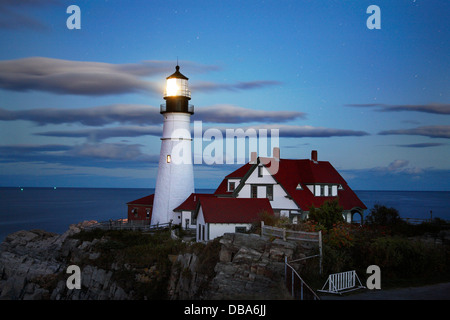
285;199;450;289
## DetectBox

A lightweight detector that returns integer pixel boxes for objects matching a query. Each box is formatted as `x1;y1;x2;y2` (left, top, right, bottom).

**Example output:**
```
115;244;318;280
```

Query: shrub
308;199;344;230
365;204;404;227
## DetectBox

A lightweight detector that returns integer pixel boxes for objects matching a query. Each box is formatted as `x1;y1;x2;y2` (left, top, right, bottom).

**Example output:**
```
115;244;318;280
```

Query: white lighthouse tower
151;65;195;225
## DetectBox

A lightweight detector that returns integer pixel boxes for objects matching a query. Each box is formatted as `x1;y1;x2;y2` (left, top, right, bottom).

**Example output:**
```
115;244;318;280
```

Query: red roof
214;163;253;195
198;196;273;223
127;194;154;206
214;158;366;211
173;193;215;212
270;159;366;211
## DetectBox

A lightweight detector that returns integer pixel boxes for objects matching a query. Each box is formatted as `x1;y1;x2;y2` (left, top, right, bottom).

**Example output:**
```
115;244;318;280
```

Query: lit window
167;155;171;163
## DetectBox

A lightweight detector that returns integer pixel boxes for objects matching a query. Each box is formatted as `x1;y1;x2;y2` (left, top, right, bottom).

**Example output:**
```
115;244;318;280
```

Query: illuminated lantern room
161;65;194;114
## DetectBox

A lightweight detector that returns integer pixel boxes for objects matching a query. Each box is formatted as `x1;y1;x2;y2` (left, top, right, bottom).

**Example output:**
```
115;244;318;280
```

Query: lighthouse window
166;155;171;163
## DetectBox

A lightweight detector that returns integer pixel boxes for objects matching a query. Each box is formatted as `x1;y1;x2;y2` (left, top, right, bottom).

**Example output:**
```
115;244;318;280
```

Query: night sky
0;0;448;191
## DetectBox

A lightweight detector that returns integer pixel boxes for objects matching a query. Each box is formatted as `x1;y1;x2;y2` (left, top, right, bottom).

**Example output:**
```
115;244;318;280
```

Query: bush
365;204;404;227
363;237;448;280
308;199;344;230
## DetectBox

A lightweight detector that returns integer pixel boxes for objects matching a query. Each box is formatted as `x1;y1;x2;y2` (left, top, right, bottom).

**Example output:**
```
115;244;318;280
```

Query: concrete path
320;282;450;300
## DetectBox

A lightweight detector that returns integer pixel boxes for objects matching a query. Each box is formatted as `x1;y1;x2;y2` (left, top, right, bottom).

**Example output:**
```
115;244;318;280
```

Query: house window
235;226;247;233
228;181;235;191
332;185;338;196
267;185;273;201
133;208;138;217
258;166;263;177
251;185;258;198
146;208;151;218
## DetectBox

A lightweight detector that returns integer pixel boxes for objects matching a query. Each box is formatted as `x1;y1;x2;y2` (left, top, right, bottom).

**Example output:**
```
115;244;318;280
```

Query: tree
365;204;402;226
308;199;344;230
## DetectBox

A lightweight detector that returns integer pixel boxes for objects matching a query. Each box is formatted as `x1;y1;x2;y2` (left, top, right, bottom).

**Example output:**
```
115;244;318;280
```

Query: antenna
176;56;179;66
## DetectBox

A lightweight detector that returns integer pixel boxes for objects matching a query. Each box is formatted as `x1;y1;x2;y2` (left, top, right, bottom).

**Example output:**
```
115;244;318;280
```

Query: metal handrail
285;257;320;300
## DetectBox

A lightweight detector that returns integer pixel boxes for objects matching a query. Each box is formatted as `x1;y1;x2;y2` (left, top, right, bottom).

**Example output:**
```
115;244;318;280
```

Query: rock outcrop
1;224;317;300
169;232;315;299
0;221;130;300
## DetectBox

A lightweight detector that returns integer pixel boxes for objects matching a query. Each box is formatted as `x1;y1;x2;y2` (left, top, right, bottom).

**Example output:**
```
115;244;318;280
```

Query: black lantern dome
161;65;193;114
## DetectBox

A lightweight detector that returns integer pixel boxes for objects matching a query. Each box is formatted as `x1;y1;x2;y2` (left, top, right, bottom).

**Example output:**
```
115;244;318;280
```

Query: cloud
36;123;369;142
387;159;409;172
68;143;152;161
194;105;306;123
379;125;450;139
35;126;163;142
370;159;424;176
0;57;220;96
0;0;59;31
0;105;161;126
251;124;369;138
0;57;279;97
0;57;159;96
0;104;305;126
191;80;281;92
0;143;158;168
396;143;445;148
346;103;450;115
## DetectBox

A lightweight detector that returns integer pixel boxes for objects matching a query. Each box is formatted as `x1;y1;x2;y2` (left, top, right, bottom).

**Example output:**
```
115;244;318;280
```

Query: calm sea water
0;187;449;242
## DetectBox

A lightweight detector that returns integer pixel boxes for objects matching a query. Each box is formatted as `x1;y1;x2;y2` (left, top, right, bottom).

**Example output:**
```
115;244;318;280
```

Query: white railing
318;270;365;295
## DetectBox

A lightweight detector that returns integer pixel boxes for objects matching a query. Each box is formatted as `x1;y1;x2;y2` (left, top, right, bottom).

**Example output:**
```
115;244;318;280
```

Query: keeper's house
126;148;366;241
213;148;366;225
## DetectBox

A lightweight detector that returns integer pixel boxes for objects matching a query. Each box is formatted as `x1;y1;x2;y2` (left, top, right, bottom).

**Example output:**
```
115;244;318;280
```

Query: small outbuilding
126;194;154;224
194;196;274;242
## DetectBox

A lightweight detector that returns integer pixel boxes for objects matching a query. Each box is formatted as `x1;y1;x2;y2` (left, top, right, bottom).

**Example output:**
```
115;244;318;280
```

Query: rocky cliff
0;222;316;300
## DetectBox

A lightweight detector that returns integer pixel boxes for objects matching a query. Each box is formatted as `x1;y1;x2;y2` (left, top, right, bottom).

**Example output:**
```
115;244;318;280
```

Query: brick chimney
311;150;318;163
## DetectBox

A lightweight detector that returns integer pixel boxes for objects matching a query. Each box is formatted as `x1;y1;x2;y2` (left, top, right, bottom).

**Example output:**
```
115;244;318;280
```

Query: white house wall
181;210;196;229
196;207;206;242
209;223;251;241
236;165;298;211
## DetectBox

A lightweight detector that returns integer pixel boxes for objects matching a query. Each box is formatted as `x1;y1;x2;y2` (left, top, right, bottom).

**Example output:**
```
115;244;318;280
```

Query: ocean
0;187;449;242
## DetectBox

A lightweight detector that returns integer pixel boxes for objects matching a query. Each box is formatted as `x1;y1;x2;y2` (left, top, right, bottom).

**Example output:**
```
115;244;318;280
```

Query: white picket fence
318;270;365;295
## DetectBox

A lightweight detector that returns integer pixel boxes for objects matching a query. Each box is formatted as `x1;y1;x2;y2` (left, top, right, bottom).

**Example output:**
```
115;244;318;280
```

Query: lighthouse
151;65;195;225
